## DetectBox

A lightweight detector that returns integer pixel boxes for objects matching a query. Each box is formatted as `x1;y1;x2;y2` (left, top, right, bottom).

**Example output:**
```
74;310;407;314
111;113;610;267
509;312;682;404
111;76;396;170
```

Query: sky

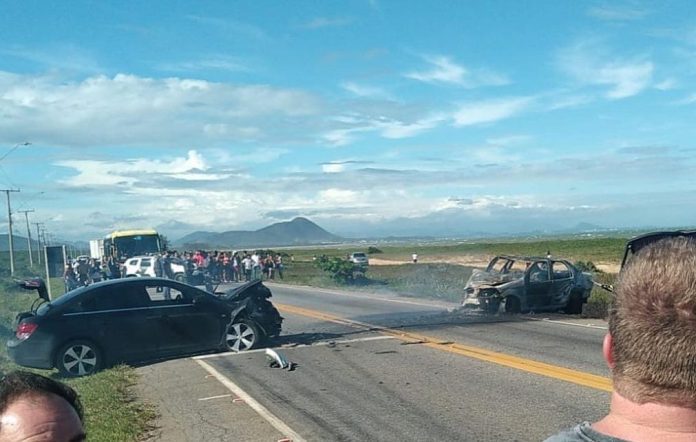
1;0;696;240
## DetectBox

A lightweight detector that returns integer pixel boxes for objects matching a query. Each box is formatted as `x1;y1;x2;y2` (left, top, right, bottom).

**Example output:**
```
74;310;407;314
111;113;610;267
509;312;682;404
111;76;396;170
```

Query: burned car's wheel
564;293;583;314
224;320;260;352
504;296;521;314
56;340;102;377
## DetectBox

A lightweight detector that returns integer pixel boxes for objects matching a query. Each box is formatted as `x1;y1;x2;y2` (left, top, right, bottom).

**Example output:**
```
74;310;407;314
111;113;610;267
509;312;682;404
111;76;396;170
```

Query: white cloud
158;56;250;73
340;82;388;98
303;17;353;29
557;40;654;99
0;72;321;146
587;5;649;21
322;163;345;173
55;150;234;187
405;55;509;87
452;97;532;126
654;78;677;91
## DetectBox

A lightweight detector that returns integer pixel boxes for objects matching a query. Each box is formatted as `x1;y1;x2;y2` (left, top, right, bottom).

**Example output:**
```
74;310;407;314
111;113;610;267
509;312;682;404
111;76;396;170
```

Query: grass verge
0;274;154;442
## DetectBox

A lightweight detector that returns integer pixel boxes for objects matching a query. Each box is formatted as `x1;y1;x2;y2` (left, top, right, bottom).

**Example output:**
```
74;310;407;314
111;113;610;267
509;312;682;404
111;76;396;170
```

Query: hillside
174;217;343;249
0;234;39;252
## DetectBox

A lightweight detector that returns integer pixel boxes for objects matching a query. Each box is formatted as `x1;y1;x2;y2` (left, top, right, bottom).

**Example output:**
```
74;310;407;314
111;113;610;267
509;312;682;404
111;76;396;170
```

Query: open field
277;236;621;317
285;236;628;273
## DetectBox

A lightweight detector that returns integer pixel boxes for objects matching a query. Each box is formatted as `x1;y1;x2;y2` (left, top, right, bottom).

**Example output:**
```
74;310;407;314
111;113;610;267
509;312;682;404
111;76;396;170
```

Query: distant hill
0;234;39;252
174;217;343;249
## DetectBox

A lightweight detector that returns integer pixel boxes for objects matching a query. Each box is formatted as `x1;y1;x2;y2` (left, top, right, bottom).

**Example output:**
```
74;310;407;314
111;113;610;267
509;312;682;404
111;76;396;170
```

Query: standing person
275;254;284;279
107;256;121;279
63;264;78;293
88;259;102;284
251;251;260;280
0;371;85;441
232;252;240;282
76;259;89;286
412;253;418;264
546;235;696;442
265;256;275;279
222;252;230;283
242;254;253;282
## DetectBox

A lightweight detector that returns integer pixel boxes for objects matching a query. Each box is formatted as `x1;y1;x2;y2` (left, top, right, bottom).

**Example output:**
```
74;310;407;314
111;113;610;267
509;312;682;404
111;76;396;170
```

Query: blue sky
1;0;696;240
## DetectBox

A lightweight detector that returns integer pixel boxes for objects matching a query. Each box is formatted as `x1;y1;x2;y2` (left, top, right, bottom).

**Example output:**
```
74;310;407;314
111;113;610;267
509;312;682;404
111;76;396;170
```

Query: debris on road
266;348;297;371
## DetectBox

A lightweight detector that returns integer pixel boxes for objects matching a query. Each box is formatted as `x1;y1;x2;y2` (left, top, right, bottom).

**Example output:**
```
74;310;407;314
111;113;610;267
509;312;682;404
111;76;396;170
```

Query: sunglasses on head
621;230;696;268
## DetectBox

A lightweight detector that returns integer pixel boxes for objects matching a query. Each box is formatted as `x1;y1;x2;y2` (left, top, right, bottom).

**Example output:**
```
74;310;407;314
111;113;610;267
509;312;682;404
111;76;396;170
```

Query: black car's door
61;284;158;364
144;281;228;355
524;261;552;308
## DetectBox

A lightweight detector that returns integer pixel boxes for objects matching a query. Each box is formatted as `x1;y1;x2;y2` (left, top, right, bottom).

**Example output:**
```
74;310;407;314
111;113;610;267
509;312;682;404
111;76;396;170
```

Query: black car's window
144;284;189;305
552;262;572;280
63;285;150;313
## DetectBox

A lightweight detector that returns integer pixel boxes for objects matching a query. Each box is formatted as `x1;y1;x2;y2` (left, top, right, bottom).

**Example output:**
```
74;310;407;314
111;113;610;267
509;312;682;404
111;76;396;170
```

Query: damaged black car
7;277;283;377
462;255;593;314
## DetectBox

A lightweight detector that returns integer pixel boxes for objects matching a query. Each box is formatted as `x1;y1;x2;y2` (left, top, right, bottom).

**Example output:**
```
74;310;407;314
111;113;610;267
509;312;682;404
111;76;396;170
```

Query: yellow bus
103;229;162;261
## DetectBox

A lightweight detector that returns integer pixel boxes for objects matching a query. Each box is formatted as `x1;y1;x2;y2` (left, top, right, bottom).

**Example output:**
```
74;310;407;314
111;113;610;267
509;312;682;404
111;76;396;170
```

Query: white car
123;256;186;281
349;252;369;267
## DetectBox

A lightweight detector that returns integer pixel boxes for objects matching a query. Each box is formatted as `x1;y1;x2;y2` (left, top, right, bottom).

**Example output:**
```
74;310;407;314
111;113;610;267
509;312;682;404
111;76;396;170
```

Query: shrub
574;260;602;273
367;246;383;254
314;255;365;284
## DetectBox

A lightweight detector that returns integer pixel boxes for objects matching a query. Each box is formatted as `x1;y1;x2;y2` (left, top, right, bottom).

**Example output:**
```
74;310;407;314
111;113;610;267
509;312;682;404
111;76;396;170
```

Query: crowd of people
63;249;286;292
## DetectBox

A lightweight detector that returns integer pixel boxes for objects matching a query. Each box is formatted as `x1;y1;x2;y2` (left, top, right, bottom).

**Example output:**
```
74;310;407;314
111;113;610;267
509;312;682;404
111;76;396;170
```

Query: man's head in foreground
608;235;696;407
0;371;85;441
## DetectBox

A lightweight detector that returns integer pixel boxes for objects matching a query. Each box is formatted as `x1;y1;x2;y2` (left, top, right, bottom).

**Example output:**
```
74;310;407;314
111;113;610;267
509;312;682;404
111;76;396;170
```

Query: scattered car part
266;348;290;369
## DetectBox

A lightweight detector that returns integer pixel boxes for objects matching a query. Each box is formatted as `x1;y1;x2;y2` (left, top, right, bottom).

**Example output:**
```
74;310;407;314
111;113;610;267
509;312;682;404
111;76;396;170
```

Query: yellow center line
275;302;613;393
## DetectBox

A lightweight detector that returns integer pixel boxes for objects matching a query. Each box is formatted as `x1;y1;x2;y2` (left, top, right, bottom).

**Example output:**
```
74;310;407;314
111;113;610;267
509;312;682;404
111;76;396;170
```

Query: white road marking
198;394;232;401
196;359;306;442
193;335;395;360
527;317;608;330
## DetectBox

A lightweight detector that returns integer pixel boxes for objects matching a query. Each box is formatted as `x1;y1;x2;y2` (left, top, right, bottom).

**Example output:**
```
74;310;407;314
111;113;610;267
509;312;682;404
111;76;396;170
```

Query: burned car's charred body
462;255;593;314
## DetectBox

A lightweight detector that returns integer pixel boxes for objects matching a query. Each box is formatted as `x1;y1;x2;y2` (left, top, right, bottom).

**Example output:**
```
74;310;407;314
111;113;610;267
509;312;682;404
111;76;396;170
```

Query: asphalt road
139;282;612;442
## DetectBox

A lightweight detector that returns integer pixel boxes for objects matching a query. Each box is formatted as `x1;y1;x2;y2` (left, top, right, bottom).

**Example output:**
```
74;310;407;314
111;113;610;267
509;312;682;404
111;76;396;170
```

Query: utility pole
2;189;20;275
33;222;44;264
17;209;34;267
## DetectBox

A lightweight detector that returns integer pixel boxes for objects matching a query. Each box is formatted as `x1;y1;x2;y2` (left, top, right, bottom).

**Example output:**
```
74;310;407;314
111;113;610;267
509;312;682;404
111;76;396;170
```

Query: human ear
603;333;615;369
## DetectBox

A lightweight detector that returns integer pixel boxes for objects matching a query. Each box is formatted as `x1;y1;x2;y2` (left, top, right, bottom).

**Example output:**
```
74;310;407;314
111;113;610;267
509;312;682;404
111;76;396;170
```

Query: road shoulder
136;357;285;442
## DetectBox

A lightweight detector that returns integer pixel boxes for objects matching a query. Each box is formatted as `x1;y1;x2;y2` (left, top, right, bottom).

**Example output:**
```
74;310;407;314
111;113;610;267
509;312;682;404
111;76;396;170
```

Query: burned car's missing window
462;255;593;314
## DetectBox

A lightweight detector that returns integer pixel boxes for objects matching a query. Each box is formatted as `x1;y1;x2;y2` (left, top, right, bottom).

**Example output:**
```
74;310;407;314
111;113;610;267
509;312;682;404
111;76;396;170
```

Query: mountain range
174;217;342;249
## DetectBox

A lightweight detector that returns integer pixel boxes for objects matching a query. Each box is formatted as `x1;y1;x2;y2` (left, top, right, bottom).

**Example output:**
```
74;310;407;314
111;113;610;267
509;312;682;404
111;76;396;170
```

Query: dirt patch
369;256;491;268
370;256;620;274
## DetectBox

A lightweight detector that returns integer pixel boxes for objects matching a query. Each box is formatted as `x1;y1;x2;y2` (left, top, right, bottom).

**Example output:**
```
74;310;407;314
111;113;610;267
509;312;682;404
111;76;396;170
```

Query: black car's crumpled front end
224;280;283;338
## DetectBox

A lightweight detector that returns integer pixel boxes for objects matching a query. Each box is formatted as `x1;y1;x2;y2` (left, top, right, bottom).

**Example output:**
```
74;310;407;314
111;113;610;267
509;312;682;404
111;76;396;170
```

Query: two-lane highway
182;283;612;441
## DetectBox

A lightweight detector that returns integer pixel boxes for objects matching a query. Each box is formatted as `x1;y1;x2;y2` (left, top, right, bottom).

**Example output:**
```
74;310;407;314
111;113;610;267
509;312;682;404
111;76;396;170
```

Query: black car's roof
49;277;207;307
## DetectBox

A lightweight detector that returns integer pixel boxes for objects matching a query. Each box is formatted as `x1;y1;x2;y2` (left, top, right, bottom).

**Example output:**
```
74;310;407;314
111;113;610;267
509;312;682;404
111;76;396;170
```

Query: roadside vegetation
280;236;623;318
0;252;154;442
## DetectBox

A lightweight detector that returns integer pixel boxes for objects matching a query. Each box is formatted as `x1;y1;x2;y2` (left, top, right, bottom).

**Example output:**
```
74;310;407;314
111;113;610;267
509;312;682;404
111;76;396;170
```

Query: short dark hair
610;236;696;407
0;371;84;422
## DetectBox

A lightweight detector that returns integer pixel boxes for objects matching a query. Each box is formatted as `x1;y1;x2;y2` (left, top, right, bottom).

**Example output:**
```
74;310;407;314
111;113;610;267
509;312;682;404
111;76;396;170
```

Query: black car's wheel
224;320;260;352
174;273;185;282
56;340;102;377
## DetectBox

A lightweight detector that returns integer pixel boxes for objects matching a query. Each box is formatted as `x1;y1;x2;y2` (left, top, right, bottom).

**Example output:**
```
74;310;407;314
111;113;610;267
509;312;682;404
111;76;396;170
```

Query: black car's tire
174;273;185;282
564;293;583;314
56;340;102;377
224;320;261;352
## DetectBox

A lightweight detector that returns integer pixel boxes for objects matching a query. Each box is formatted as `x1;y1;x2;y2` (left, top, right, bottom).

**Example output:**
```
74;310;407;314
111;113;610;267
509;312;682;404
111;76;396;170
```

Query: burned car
8;277;283;377
462;255;593;314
